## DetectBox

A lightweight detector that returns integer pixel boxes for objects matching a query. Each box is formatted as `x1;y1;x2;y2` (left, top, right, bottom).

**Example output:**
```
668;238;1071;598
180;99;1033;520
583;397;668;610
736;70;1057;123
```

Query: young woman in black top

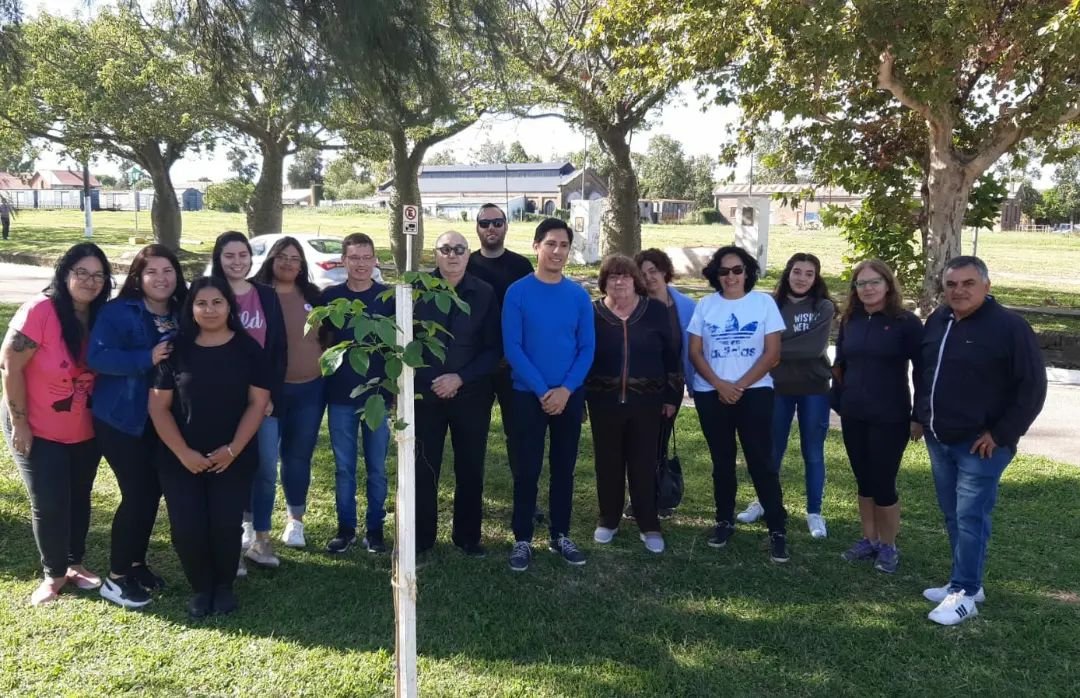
149;277;270;618
833;259;923;574
585;254;680;554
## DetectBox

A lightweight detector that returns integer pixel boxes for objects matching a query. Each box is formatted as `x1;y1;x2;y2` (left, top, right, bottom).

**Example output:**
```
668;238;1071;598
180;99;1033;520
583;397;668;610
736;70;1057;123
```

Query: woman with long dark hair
0;243;112;605
738;253;834;539
210;231;286;570
89;244;187;608
833;259;923;574
149;276;271;618
688;245;790;563
250;237;325;548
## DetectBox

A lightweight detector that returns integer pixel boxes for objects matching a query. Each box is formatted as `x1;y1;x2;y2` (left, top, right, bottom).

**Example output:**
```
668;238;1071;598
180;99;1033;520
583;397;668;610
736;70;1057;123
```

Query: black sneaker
99;576;151;609
363;529;388;554
508;541;532;572
212;584;238;615
187;592;213;619
769;532;790;563
128;564;165;591
548;535;586;566
658;508;675;521
707;522;735;548
326;527;357;554
457;542;487;559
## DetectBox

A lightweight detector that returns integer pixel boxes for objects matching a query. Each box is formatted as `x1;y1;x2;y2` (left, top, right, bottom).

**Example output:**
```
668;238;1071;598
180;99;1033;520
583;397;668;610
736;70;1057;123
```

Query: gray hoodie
770;296;834;395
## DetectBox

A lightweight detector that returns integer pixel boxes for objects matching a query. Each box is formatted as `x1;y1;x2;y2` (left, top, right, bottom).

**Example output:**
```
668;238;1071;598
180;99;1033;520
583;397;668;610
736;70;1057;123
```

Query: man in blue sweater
502;217;595;572
916;256;1046;626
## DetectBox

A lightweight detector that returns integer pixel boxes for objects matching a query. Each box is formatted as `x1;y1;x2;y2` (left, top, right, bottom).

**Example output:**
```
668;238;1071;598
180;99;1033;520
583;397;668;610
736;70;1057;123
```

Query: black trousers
490;363;518;475
840;417;910;507
589;400;662;532
157;448;256;593
694;388;787;533
2;402;100;577
1;216;9;239
415;385;491;550
95;418;162;576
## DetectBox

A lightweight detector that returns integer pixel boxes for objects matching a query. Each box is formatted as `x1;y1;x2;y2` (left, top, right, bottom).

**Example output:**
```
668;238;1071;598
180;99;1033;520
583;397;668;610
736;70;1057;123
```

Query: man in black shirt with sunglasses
466;204;538;511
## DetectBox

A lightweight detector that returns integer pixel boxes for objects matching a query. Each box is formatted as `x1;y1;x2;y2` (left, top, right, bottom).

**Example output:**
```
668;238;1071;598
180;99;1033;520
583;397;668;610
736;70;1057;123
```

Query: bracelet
226;444;236;458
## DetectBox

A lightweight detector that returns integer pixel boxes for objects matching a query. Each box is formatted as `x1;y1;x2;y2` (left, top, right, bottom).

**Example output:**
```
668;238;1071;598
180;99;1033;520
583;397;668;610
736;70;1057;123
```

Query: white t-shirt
687;290;786;391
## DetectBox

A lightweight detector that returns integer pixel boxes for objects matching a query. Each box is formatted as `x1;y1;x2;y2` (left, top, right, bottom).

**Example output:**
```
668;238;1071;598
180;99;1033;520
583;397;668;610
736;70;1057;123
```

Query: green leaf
393;418;410;431
329;302;348;329
426;339;446;363
403;340;426;367
319;344;348;376
353;316;378;343
452;295;471;315
374;319;398;347
386;356;403;380
362;394;387;432
348;350;370;376
434;292;452;314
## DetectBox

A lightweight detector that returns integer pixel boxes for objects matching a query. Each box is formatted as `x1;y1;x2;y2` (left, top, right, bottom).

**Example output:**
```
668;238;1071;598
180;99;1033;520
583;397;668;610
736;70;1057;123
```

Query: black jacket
832;309;923;423
585;297;681;407
253;282;288;417
915;296;1046;448
413;271;501;397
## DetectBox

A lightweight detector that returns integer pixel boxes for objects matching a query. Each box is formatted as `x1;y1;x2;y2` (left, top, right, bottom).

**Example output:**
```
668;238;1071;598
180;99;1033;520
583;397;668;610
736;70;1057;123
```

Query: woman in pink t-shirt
0;243;113;606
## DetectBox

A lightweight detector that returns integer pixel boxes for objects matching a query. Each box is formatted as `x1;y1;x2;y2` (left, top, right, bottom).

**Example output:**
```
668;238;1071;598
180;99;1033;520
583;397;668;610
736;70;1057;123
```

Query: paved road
1;261;1076;465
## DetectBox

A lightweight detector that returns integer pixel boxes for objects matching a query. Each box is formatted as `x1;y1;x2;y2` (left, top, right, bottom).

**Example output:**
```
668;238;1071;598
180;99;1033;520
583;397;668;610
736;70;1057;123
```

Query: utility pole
82;158;93;238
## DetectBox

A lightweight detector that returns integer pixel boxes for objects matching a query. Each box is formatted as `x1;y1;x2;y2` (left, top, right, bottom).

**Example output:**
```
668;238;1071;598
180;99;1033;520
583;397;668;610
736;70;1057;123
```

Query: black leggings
2;402;100;578
95;418;162;576
695;388;788;533
840;418;910;507
157;448;256;593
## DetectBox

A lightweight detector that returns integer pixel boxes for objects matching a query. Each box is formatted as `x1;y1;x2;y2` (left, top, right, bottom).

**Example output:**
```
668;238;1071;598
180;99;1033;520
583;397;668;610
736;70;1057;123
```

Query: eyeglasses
854;277;885;289
275;255;303;266
437;244;468;257
477;218;506;229
717;265;745;277
345;255;376;265
71;268;107;284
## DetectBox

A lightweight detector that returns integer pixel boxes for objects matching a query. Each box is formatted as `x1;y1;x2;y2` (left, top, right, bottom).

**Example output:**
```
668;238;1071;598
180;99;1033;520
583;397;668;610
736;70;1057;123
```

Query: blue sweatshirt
502;274;595;397
88;297;178;436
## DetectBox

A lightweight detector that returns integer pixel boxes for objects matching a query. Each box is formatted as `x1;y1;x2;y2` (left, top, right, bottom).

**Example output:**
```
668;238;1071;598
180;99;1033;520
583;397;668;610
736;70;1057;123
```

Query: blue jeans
925;432;1014;596
771;393;829;515
278;378;326;519
510;388;585;542
327;402;390;533
250;416;279;533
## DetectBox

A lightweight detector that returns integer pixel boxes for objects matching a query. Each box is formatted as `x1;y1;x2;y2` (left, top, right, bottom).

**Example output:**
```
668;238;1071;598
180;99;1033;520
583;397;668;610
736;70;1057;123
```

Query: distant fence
1;189;200;212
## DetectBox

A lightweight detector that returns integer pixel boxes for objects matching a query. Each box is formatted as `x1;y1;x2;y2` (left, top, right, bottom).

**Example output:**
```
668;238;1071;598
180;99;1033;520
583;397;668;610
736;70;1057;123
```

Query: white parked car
203;233;382;289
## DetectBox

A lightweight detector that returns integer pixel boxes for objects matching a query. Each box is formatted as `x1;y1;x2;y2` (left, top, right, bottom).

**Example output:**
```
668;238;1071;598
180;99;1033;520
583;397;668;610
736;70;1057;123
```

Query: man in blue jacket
916;256;1046;626
502;217;595;572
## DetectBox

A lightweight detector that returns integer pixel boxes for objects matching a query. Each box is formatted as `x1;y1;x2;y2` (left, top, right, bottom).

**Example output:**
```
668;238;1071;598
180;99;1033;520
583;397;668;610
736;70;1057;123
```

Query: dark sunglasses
437;244;468;257
477;218;506;229
717;265;745;277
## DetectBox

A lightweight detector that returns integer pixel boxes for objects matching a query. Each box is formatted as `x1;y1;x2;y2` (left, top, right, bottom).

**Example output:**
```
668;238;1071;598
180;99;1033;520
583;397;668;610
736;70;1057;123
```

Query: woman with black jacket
585;254;681;554
833;259;923;575
210;231;287;571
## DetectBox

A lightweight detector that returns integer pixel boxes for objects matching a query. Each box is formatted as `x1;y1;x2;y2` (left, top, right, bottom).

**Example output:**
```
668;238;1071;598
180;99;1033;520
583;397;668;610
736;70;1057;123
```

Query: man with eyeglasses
319;233;394;555
413;231;500;559
915;255;1046;626
466;204;539;513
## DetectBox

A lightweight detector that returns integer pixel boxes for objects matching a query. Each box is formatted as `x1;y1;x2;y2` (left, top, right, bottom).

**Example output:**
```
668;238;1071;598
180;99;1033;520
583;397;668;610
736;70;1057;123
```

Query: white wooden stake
394;206;419;698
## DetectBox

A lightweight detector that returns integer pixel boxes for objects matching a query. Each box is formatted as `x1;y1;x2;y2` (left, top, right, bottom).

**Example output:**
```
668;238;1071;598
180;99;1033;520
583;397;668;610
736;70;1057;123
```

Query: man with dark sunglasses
466;204;537;508
413;231;501;559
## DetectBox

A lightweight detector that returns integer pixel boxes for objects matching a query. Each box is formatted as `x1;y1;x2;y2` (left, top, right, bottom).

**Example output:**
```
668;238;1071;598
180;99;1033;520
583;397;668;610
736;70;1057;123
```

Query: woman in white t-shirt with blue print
688;246;790;563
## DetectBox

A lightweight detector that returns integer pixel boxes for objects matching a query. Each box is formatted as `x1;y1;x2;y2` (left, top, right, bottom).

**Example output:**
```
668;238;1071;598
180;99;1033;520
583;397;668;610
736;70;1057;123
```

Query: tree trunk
246;136;287;237
597;130;641;256
387;131;425;272
922;158;976;308
139;145;182;251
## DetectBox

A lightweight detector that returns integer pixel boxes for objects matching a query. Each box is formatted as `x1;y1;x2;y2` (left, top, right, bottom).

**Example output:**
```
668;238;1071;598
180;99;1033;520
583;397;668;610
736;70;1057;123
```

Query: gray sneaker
244;538;281;568
841;538;878;562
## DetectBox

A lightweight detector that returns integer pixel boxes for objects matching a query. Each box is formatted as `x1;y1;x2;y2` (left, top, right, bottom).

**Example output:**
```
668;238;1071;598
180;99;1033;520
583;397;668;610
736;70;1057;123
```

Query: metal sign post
394;202;419;698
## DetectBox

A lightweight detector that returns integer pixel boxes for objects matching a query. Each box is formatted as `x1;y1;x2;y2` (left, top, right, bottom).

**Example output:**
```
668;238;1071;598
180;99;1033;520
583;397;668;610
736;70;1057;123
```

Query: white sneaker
241;521;256;551
640;532;665;554
244;538;281;568
281;519;306;548
593;526;617;544
928;590;979;626
736;501;764;524
924;585;985;604
237;558;248;578
806;513;828;539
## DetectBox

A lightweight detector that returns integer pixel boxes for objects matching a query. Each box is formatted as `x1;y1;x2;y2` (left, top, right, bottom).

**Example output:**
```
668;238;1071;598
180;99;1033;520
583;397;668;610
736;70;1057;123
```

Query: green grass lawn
0;308;1078;696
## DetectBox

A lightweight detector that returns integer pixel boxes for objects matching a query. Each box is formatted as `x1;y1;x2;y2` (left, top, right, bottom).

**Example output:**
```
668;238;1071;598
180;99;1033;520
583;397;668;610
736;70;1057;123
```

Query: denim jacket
88;297;170;436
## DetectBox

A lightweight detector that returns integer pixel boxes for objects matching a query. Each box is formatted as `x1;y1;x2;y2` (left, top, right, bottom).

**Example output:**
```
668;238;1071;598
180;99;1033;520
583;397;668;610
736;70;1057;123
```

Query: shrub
205;179;255;213
695;207;723;224
554;208;570;221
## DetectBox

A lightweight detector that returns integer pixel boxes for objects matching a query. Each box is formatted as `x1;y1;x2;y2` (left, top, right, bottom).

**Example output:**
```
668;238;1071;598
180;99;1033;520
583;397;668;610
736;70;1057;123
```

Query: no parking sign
403;204;419;235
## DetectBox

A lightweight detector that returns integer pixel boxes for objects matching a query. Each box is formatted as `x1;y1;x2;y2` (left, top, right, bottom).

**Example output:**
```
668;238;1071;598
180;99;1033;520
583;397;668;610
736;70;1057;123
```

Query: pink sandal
30;577;67;606
66;566;102;591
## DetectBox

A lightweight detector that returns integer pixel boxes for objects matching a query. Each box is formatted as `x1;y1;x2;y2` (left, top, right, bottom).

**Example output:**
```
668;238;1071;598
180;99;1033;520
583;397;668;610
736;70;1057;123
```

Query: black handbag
656;424;684;510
